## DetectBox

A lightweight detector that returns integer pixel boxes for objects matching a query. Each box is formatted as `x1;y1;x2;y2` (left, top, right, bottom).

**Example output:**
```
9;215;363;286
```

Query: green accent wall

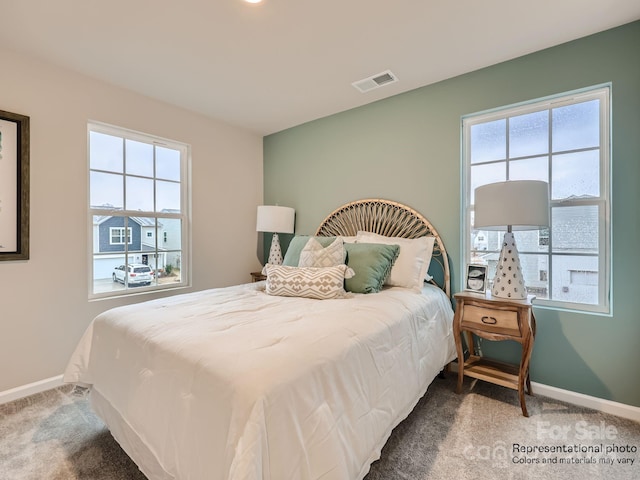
264;21;640;407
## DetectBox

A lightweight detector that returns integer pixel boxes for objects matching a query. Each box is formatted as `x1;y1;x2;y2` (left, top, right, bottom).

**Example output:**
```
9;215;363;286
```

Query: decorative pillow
344;243;400;294
356;231;435;291
299;237;346;268
282;236;337;266
261;263;354;300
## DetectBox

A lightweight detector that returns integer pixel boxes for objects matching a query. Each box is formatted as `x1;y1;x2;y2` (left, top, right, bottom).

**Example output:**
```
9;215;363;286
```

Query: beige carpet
1;376;638;479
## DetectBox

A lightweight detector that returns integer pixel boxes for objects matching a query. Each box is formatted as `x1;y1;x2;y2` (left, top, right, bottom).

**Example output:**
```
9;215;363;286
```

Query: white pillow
261;263;354;300
298;237;346;267
356;231;435;291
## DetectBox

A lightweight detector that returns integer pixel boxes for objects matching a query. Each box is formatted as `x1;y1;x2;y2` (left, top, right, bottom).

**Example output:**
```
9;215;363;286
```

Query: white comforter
64;282;456;480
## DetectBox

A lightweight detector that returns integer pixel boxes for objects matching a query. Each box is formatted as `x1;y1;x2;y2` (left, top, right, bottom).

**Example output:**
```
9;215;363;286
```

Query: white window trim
461;85;611;315
109;227;132;245
88;121;191;300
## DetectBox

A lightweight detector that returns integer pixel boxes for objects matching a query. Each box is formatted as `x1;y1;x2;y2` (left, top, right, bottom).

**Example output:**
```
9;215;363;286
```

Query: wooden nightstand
250;271;267;282
453;290;536;417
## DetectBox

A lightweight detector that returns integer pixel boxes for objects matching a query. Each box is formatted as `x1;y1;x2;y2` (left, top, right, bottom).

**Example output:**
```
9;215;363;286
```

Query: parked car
112;264;153;286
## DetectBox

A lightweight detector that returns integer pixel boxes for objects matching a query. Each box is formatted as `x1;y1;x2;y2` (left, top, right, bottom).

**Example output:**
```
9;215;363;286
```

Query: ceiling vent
352;70;398;93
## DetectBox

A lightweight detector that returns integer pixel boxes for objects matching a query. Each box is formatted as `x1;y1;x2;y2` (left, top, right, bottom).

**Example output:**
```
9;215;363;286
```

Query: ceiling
1;1;638;136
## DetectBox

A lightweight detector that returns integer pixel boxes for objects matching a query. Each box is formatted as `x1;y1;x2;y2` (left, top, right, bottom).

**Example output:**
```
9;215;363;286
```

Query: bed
64;199;457;480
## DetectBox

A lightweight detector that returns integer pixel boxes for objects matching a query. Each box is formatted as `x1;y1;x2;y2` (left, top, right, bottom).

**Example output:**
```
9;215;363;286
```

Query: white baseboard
0;375;65;405
531;381;640;423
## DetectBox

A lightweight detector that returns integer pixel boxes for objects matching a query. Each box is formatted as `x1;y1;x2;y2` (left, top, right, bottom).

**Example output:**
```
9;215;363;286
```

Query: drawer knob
481;315;498;325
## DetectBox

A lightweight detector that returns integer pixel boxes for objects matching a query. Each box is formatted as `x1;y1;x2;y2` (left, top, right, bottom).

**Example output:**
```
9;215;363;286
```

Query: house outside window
89;122;190;298
462;85;611;314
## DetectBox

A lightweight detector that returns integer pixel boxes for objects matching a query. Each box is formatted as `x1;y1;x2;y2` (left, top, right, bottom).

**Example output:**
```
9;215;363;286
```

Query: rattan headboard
315;199;451;298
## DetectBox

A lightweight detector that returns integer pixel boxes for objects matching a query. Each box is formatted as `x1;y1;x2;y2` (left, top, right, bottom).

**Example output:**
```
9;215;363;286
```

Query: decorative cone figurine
491;231;526;299
267;232;283;265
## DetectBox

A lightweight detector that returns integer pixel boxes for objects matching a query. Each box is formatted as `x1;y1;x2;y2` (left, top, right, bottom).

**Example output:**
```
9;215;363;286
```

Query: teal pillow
344;243;400;294
283;236;337;266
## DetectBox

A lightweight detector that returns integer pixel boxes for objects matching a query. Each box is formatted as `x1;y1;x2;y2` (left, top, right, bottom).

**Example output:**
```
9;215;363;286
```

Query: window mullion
547;108;554;301
505;117;510;179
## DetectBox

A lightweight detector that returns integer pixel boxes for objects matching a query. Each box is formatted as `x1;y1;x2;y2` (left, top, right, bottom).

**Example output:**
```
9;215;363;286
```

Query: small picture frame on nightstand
465;264;487;293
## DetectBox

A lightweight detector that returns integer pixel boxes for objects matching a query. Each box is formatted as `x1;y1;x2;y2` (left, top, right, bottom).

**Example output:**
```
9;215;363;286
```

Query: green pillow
282;236;337;266
344;243;400;294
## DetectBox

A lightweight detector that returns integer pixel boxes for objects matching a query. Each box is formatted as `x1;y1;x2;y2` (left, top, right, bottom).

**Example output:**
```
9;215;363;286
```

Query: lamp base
491;232;527;300
267;232;284;265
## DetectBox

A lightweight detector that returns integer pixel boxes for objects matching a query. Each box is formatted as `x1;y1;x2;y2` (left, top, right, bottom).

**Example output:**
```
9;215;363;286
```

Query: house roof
1;1;638;135
94;215;163;228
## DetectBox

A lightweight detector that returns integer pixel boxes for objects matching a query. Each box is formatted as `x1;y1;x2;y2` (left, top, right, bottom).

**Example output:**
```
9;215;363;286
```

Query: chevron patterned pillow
261;263;354;300
298;237;346;268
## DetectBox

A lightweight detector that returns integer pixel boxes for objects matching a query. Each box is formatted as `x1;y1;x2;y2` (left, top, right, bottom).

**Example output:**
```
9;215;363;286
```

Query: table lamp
474;180;549;299
256;205;295;265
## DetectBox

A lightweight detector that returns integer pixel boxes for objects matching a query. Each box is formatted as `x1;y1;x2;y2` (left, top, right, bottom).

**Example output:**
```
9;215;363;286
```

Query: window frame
88;121;191;299
109;227;132;245
461;85;611;314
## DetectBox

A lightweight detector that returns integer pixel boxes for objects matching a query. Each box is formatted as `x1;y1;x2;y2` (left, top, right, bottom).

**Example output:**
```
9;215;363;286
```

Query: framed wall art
0;109;30;261
465;264;487;293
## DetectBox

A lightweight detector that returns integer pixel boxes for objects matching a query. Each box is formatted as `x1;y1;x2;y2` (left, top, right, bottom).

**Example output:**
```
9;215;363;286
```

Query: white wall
0;47;264;393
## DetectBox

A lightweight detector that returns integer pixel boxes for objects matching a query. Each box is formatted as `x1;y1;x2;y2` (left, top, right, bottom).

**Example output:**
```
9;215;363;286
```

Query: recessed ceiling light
244;0;263;4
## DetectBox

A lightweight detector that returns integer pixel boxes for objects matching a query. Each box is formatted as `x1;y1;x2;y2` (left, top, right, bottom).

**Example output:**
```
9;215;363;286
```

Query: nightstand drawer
461;305;521;337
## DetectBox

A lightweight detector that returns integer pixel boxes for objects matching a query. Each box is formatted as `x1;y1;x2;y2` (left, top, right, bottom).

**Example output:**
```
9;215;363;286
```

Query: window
89;122;190;298
110;227;132;245
462;86;610;313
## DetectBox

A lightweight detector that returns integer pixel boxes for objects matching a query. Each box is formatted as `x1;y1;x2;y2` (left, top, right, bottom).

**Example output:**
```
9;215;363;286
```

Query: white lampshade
474;180;549;231
256;205;295;265
256;206;295;234
473;180;549;299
